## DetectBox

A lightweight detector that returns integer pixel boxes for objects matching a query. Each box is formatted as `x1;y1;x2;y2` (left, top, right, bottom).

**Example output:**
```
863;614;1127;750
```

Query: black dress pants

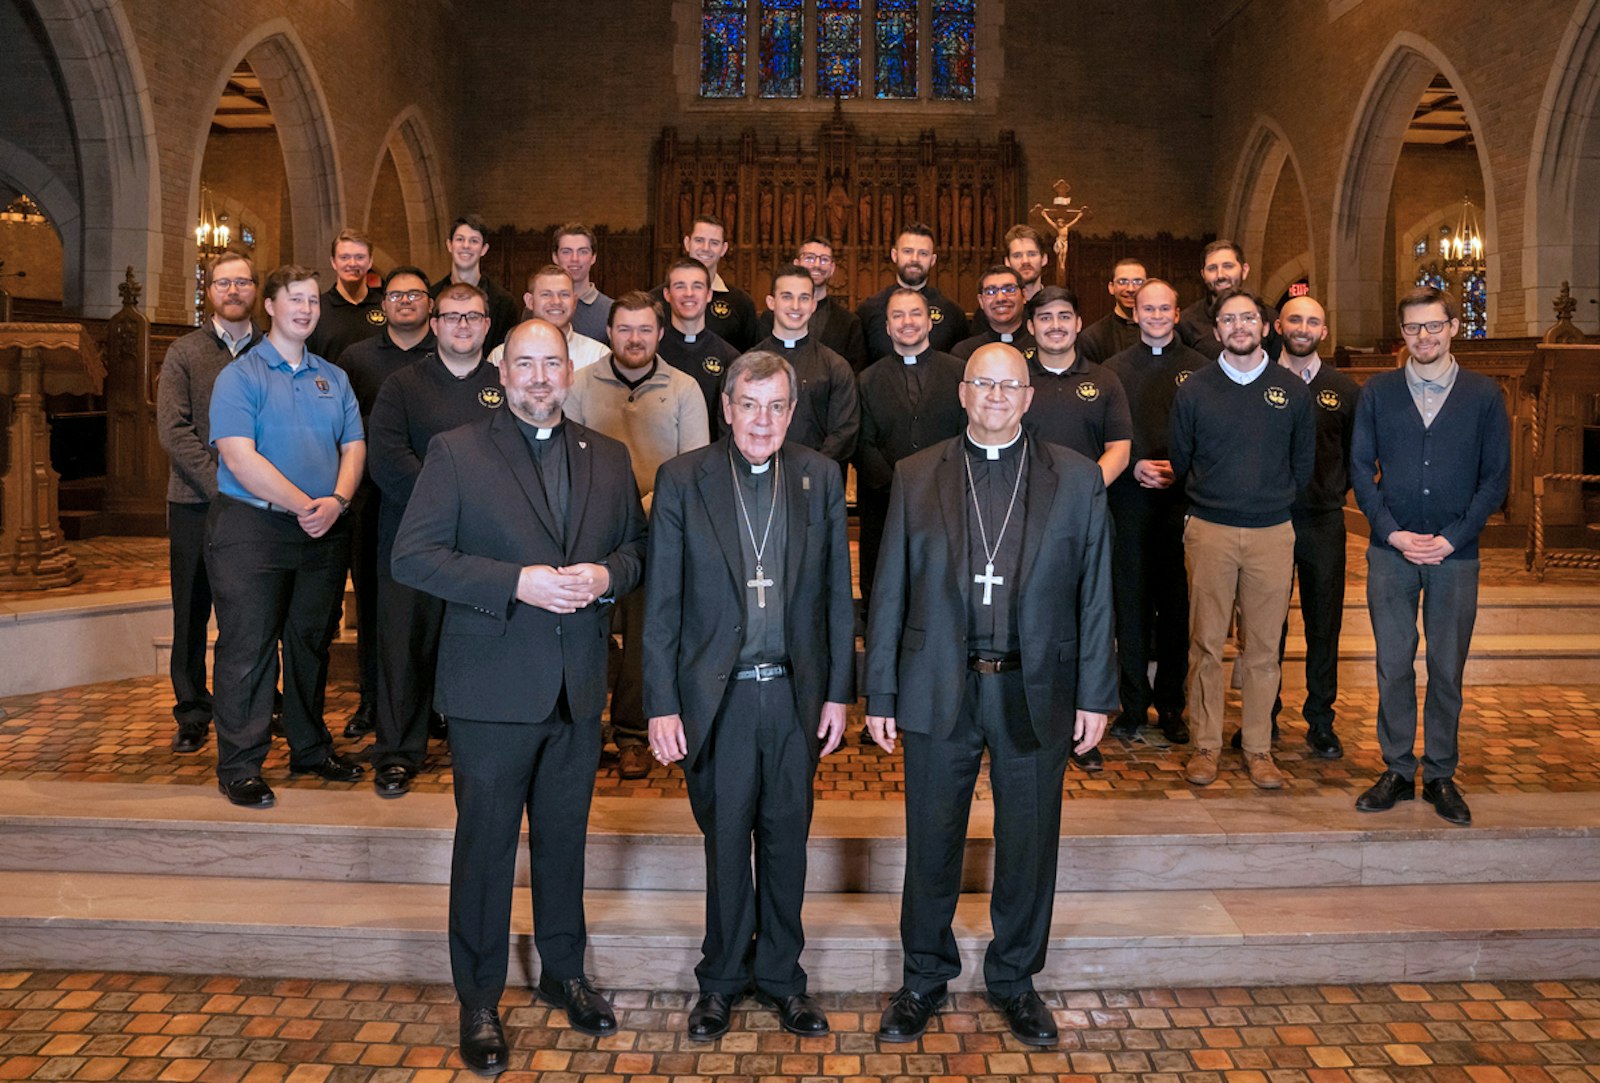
371;549;444;772
856;485;889;610
683;674;814;997
344;482;380;707
1108;487;1189;720
1276;509;1346;729
900;669;1070;997
205;496;345;782
448;696;601;1011
167;500;213;728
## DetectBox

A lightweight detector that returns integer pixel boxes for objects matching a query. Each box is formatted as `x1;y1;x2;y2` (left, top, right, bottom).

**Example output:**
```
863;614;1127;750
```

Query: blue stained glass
701;0;747;98
875;0;918;99
932;0;975;100
760;0;804;98
1463;271;1487;338
817;0;860;99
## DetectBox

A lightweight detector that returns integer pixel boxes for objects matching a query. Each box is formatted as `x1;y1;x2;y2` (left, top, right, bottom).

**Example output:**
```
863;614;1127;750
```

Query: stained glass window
1462;271;1487;338
817;0;861;98
931;0;975;100
760;0;804;98
875;0;918;99
701;0;747;99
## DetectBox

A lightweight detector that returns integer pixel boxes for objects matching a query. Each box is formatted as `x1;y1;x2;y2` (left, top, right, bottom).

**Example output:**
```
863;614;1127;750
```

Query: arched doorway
366;108;449;275
1329;33;1495;346
1223;117;1316;314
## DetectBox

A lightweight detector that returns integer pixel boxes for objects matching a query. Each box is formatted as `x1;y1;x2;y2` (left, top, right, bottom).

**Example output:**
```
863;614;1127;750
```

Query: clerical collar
965;426;1024;461
673;322;703;343
996;330;1020;343
1143;335;1175;355
898;349;924;364
778;332;808;349
732;444;775;475
515;415;564;441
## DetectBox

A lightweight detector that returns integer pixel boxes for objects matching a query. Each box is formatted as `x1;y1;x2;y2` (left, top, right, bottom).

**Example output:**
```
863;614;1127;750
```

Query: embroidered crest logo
929;306;945;324
710;299;732;319
314;376;330;394
478;387;503;408
1317;388;1342;411
1023;346;1037;361
1176;369;1193;386
365;309;387;326
1076;382;1100;402
703;357;724;376
1264;385;1289;409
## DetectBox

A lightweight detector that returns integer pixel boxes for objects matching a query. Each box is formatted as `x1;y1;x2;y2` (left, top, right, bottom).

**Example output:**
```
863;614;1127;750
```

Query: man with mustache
1176;241;1281;361
156;250;261;754
1003;224;1050;302
953;266;1035;360
1351;286;1509;827
393;318;646;1073
857;224;971;361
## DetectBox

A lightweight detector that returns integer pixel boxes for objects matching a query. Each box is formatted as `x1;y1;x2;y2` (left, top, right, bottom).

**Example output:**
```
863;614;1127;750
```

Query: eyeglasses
1400;320;1451;335
385;289;428;303
1217;312;1261;327
211;278;255;291
797;254;833;266
1113;277;1146;288
964;377;1028;393
980;284;1020;297
730;398;790;418
436;312;487;327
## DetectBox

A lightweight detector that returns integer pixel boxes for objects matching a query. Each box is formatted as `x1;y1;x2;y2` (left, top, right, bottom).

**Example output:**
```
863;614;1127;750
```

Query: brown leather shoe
1244;751;1286;790
617;744;652;779
1184;748;1219;786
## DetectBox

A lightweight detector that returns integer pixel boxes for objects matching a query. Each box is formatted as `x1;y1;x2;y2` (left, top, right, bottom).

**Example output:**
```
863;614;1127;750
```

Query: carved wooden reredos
652;105;1023;310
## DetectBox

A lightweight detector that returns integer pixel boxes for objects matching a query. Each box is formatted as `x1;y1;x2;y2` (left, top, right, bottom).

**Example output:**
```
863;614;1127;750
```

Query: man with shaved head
393;317;647;1074
865;342;1116;1047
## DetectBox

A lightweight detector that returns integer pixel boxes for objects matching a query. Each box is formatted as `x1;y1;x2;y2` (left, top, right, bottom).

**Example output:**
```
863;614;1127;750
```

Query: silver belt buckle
752;662;782;682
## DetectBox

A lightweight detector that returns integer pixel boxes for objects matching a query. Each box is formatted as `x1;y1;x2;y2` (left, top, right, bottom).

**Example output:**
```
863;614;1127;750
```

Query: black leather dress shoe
1157;711;1190;745
218;776;275;809
1306;725;1344;759
988;989;1058;1046
1355;769;1415;812
374;764;414;798
537;975;616;1035
172;723;208;754
428;712;449;740
1107;713;1144;742
459;1005;507;1076
1070;746;1104;772
289;751;364;782
878;985;945;1042
342;702;375;739
1423;778;1472;825
759;991;829;1035
686;991;733;1040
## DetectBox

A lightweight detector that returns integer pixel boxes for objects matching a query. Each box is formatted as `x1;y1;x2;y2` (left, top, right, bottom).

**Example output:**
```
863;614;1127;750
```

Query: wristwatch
331;493;351;515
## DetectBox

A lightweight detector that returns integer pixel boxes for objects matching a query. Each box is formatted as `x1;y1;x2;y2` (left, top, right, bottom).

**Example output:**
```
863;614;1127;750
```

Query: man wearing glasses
1350;286;1509;827
1169;289;1314;789
157;250;261;755
1078;258;1147;365
364;284;505;797
644;351;854;1041
333;267;438;741
953;266;1035;360
864;343;1115;1047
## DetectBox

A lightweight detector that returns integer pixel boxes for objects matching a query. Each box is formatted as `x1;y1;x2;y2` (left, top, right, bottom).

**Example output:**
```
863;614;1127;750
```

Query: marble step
1;869;1596;989
2;781;1596;894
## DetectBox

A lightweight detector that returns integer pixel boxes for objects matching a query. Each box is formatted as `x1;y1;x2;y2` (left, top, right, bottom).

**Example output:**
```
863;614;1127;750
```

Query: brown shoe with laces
1244;751;1286;790
1184;748;1220;786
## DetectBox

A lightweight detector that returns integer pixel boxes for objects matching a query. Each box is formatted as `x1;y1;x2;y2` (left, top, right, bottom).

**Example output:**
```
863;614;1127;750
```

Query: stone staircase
1;780;1597;990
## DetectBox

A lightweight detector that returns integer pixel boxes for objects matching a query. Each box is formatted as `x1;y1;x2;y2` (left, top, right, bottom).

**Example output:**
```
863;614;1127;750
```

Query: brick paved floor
2;673;1599;801
1;970;1597;1081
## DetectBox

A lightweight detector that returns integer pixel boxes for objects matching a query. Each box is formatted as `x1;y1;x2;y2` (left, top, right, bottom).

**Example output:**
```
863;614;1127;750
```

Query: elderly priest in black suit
392;318;647;1076
864;342;1117;1047
644;349;856;1042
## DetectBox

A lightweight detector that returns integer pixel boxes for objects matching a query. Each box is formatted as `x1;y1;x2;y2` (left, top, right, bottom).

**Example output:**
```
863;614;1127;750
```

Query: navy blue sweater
1170;359;1315;527
1350;365;1510;560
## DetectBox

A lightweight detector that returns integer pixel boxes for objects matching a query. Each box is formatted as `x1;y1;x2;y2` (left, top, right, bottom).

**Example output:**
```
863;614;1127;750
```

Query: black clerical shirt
964;432;1028;655
514;416;570;529
732;446;787;665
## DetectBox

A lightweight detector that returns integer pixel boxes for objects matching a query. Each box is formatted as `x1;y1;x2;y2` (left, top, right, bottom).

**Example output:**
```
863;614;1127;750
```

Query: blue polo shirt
209;337;363;503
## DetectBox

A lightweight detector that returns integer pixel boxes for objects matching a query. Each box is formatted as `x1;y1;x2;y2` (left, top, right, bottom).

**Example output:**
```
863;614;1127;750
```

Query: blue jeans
1365;544;1480;782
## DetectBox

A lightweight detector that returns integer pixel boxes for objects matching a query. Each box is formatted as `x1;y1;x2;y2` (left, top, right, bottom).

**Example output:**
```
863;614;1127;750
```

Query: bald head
960;342;1034;444
1276;295;1328;361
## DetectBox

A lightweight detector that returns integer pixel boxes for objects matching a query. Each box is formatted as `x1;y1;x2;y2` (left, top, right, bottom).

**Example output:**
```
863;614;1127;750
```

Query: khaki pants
1183;517;1295;754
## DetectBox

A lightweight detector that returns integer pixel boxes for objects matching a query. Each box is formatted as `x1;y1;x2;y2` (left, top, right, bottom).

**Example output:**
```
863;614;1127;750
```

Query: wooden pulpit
0;323;105;588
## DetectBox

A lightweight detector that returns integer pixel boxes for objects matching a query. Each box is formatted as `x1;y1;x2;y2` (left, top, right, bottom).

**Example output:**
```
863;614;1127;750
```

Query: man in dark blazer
392;318;646;1076
864;343;1117;1047
643;350;855;1042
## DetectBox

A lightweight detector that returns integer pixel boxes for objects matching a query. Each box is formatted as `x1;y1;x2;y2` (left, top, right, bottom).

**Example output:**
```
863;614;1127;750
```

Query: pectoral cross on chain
974;561;1003;606
748;564;774;609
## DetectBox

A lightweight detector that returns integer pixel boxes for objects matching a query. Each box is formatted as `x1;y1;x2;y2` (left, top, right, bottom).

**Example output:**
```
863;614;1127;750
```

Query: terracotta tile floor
2;672;1599;802
1;970;1597;1081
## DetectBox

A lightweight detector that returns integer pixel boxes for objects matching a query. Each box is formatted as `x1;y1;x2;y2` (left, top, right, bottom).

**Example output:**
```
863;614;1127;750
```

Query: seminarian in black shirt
857;224;971;360
659;257;741;430
754;266;860;466
1176;241;1281;361
952;266;1036;361
308;228;386;365
759;237;870;371
429;215;522;355
1077;257;1147;365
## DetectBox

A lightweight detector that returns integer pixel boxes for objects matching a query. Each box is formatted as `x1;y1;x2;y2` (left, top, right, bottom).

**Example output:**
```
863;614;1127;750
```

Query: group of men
155;212;1508;1076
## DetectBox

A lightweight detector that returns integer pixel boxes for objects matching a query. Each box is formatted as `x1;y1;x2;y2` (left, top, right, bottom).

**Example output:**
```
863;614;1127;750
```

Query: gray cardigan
155;322;258;503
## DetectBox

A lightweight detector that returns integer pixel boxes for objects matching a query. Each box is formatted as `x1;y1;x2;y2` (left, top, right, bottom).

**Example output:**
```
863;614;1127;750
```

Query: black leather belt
733;661;790;682
968;653;1022;674
221;492;300;517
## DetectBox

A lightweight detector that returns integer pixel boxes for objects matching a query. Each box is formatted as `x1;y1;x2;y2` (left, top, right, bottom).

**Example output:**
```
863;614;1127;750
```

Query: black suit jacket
864;436;1118;743
391;410;646;725
642;438;856;767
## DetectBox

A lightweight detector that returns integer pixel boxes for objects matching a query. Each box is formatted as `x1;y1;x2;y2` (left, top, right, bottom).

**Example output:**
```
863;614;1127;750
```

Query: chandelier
0;194;47;225
1440;194;1484;278
195;186;232;254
